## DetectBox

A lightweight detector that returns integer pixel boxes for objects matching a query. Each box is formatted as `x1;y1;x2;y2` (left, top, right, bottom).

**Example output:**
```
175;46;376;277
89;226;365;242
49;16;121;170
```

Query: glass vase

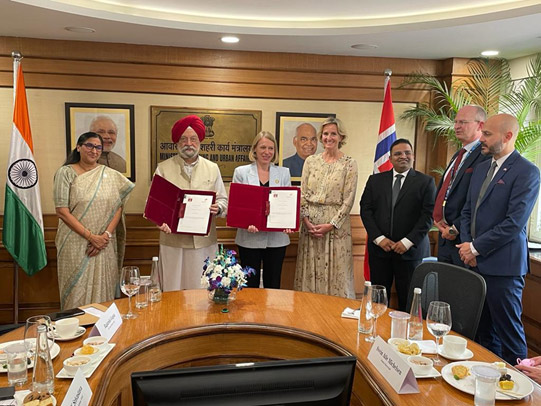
209;288;236;304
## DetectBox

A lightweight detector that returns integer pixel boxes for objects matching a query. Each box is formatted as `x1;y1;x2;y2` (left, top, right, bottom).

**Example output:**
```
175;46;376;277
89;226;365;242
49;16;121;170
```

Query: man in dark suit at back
458;113;540;364
360;139;436;310
433;105;489;266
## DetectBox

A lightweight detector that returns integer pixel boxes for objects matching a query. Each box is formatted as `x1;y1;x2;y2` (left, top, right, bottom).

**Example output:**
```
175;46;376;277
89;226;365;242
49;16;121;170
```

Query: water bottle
358;281;373;334
407;287;423;341
149;256;162;303
32;324;54;395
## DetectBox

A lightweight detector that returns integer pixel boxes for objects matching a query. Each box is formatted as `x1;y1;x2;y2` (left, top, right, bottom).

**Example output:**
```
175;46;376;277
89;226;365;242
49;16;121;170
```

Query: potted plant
400;54;541;159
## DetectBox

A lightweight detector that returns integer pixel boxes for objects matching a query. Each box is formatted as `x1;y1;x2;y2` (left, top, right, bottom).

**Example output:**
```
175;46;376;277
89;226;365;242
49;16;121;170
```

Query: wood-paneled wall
0;213;371;323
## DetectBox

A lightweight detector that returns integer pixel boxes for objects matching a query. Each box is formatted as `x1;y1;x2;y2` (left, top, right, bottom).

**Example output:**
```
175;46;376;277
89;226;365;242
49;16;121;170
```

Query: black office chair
406;262;486;340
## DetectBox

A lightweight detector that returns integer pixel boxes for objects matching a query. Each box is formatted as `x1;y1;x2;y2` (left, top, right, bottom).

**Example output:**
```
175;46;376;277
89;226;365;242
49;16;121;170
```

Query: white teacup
442;335;467;357
55;317;79;338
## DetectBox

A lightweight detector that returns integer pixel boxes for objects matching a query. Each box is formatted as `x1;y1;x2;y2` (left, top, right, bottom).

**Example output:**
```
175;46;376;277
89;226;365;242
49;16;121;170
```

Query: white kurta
154;154;227;291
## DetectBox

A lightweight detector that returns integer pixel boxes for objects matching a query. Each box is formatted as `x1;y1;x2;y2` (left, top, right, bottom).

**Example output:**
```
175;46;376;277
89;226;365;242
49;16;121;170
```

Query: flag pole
364;68;396;282
11;50;22;324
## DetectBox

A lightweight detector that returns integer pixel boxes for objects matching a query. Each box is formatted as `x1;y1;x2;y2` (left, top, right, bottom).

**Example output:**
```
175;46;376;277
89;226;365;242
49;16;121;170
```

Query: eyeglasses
454;120;480;126
82;143;103;151
178;137;199;144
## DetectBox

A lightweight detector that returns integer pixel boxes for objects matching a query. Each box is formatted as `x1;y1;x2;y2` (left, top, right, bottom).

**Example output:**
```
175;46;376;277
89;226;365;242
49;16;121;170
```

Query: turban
171;115;205;143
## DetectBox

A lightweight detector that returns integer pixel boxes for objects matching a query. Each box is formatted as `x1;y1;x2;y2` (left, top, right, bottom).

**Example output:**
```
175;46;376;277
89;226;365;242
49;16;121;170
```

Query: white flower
221;277;231;287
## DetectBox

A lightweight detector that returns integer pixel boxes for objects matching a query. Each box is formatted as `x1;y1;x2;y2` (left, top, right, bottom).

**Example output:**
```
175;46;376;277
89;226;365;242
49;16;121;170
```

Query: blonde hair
249;131;278;163
318;117;347;148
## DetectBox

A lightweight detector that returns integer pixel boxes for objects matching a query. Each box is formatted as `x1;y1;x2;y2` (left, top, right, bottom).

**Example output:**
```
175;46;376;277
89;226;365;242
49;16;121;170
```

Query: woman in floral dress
294;117;358;298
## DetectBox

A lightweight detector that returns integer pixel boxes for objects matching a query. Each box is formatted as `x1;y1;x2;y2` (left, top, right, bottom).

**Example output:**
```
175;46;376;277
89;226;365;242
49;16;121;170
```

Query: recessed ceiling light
481;50;499;56
351;44;378;50
221;36;239;44
64;26;95;34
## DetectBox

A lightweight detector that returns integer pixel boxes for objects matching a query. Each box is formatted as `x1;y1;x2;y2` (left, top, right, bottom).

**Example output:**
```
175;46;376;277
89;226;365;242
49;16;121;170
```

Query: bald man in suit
458;113;540;364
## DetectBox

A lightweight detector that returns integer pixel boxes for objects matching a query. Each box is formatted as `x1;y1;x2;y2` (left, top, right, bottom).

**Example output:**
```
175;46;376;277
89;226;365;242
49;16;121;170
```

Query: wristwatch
448;227;458;236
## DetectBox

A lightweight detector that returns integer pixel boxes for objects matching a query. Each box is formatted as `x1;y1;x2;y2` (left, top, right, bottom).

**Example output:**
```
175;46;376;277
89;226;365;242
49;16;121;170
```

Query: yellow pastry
499;380;514;390
451;365;470;380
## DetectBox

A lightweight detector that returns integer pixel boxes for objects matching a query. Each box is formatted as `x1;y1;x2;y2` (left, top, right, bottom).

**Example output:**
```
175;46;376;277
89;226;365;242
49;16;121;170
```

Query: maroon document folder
144;175;216;235
227;183;300;232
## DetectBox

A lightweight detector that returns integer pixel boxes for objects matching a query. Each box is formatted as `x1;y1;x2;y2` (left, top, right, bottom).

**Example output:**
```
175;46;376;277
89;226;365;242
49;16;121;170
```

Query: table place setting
0;340;60;374
440;361;534;401
367;336;420;393
0;390;57;406
56;343;115;379
49;318;86;342
437;335;474;361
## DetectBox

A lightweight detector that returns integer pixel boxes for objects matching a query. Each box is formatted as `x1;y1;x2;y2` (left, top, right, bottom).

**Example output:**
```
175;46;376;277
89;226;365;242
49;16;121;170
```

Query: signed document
267;189;298;229
177;194;213;234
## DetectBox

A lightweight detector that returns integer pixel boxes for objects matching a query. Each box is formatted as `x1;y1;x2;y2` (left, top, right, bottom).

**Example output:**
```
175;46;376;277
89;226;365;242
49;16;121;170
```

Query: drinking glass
426;301;452;365
24;315;54;353
120;266;140;319
365;285;388;343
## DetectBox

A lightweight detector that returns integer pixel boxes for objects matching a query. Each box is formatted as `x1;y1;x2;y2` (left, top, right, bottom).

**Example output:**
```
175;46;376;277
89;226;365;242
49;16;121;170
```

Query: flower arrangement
201;245;254;295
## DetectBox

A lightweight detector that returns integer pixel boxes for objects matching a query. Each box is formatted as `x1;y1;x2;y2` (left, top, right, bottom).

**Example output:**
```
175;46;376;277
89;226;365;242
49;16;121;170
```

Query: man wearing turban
151;115;228;291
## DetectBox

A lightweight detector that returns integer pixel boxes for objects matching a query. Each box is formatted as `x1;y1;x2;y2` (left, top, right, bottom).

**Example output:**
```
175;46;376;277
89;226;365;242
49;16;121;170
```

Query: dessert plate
441;361;534;400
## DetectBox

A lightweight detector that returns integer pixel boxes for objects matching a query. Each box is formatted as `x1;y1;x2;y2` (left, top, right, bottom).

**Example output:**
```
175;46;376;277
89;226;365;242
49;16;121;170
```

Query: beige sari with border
54;165;134;309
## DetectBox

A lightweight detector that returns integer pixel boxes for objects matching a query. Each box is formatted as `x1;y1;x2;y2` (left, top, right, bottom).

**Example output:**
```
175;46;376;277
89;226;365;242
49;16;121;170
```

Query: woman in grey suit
232;131;293;288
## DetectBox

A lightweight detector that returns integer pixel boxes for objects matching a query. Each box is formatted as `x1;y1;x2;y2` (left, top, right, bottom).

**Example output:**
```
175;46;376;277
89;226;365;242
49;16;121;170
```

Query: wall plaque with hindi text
150;107;262;181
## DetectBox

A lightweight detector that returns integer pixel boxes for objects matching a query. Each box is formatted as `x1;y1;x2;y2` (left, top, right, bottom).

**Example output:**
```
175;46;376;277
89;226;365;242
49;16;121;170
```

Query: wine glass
365;285;388;343
120;266;140;319
24;315;54;355
426;301;452;365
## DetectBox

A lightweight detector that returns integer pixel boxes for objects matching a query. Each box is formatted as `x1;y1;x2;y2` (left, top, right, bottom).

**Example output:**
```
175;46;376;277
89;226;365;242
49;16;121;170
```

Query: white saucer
50;326;86;341
415;367;441;379
438;345;473;361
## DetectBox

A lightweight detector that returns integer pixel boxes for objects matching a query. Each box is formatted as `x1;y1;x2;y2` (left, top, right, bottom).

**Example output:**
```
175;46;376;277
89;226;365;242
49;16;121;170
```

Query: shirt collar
463;139;480;152
392;168;410;178
492;150;513;168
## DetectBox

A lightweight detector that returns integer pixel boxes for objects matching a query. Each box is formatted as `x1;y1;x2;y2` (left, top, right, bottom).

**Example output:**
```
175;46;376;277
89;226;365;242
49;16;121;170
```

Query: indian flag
2;58;47;275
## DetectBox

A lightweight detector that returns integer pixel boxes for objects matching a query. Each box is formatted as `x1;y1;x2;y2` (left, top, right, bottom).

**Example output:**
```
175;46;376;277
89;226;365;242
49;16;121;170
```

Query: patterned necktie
433;148;466;222
471;161;498;238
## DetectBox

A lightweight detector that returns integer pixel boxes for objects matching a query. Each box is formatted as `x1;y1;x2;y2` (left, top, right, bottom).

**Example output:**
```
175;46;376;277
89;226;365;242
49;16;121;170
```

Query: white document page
266;190;298;229
177;194;213;234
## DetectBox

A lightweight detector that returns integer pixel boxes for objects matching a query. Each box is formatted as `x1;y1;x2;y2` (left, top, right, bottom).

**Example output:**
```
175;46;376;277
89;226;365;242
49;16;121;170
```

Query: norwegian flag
373;74;396;173
364;73;396;281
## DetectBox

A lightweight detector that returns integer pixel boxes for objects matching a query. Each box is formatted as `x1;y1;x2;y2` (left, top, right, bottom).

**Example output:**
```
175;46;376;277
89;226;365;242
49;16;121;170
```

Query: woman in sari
54;132;134;309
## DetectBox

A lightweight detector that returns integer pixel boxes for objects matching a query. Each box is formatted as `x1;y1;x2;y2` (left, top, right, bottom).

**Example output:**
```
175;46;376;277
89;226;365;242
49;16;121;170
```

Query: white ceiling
1;0;541;59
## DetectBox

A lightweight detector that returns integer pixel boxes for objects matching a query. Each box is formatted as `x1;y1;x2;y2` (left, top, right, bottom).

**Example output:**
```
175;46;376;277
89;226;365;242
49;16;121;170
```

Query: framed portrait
65;103;135;181
276;112;336;182
150;106;262;181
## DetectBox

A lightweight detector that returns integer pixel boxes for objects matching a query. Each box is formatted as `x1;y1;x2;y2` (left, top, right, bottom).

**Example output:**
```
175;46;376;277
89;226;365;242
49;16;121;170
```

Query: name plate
89;303;122;340
61;369;92;406
367;336;419;394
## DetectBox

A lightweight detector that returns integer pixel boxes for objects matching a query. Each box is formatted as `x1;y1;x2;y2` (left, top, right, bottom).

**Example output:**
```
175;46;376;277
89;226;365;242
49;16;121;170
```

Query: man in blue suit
458;113;540;364
433;105;489;266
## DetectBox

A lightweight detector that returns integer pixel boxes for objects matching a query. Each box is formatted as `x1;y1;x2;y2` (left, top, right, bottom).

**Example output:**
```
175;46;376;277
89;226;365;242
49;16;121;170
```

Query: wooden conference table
1;289;540;406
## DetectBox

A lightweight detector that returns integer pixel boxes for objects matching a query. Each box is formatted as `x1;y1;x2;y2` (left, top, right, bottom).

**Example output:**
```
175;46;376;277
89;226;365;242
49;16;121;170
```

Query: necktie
390;174;404;235
392;174;404;207
471;161;498;238
433;148;466;222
